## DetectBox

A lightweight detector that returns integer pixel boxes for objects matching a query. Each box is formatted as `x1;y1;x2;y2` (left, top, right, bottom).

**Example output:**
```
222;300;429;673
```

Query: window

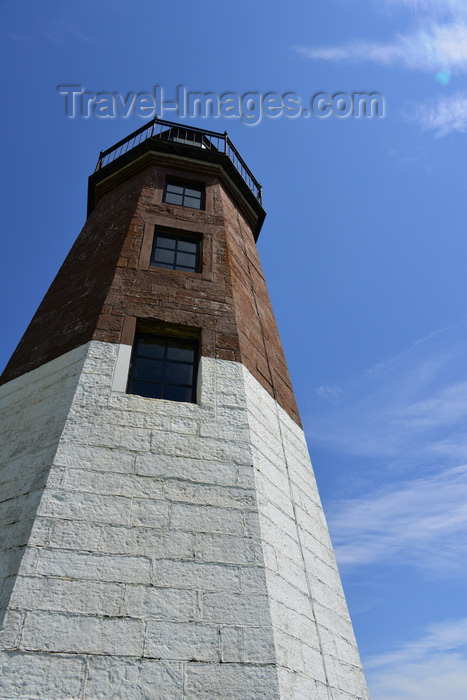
163;180;204;209
151;231;200;273
159;127;212;149
127;330;198;402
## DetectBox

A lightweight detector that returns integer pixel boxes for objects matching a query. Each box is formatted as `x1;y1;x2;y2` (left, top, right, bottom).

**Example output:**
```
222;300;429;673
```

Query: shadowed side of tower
0;120;369;699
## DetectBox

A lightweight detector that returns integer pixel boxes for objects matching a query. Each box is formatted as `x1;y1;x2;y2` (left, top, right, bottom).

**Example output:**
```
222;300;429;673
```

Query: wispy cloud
395;380;467;429
384;0;467;14
366;617;467;700
315;384;345;401
306;320;467;602
306;320;467;469
297;22;467;71
368;616;467;667
327;464;467;571
409;92;467;135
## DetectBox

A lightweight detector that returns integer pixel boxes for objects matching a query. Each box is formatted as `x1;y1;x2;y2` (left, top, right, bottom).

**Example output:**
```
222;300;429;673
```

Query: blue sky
2;1;467;697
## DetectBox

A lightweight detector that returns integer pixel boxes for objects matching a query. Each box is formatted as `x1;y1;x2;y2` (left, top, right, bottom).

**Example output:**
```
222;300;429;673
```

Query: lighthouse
0;119;369;699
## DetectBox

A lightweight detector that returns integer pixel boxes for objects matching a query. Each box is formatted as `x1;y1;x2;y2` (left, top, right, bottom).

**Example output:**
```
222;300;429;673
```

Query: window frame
150;230;201;274
126;325;199;403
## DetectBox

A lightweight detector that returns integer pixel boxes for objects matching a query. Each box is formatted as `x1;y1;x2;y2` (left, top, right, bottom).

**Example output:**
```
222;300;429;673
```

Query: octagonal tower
0;119;369;700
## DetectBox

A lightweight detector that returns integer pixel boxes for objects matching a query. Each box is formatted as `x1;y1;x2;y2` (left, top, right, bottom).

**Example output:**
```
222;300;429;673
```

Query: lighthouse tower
0;120;369;700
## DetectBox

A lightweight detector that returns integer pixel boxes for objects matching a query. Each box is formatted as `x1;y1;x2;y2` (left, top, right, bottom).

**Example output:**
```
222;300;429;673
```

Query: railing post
224;132;228;155
95;150;104;172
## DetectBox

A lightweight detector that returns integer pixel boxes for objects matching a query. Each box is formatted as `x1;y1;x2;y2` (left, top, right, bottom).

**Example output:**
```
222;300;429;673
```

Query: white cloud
327;464;467;571
368;616;467;667
315;384;345;401
306;321;467;468
368;653;467;700
296;22;467;71
366;618;467;700
305;320;467;573
395;380;467;429
385;0;467;14
410;92;467;135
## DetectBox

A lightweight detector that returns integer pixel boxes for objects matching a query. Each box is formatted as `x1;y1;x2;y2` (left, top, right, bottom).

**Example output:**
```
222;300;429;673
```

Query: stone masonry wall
243;366;369;700
0;344;88;631
0;341;281;699
0;340;368;699
219;186;301;425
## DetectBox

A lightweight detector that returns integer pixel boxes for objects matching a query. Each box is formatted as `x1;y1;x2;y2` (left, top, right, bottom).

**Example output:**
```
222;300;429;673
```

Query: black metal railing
94;117;262;203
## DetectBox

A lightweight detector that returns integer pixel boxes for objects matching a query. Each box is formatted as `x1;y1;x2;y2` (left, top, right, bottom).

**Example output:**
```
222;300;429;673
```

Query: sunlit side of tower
0;120;369;699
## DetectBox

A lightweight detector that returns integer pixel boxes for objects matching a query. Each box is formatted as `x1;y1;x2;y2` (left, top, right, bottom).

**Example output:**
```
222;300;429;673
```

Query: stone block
152;560;241;592
184;662;280;699
0;609;23;649
59;468;163;499
38;489;132;526
202;592;271;626
0;651;86;699
130;498;169;528
145;620;220;661
62;421;151;452
0;547;25;580
325;653;369;698
8;576;125;616
136;452;240;486
219;625;243;662
194;532;262;566
243;625;276;663
277;668;321;700
239;565;269;593
269;597;320;648
165;481;255;510
84;656;184;699
36;549;152;584
53;443;136;473
21;610;144;656
123;584;196;620
98;525;194;559
48;519;103;550
170;503;244;535
0;491;42;528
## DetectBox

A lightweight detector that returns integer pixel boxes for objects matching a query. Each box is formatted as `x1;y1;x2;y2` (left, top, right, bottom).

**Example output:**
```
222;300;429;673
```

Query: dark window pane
156;236;176;249
132;358;164;382
128;380;163;399
136;338;165;359
166;184;184;195
165;362;193;385
183;196;201;209
166;343;195;362
185;187;201;198
177;240;197;253
164;192;183;205
176;252;196;269
163;384;193;402
154;248;176;265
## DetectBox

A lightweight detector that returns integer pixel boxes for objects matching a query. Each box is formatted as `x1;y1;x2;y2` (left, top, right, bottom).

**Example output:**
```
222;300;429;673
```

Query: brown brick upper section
1;147;301;425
